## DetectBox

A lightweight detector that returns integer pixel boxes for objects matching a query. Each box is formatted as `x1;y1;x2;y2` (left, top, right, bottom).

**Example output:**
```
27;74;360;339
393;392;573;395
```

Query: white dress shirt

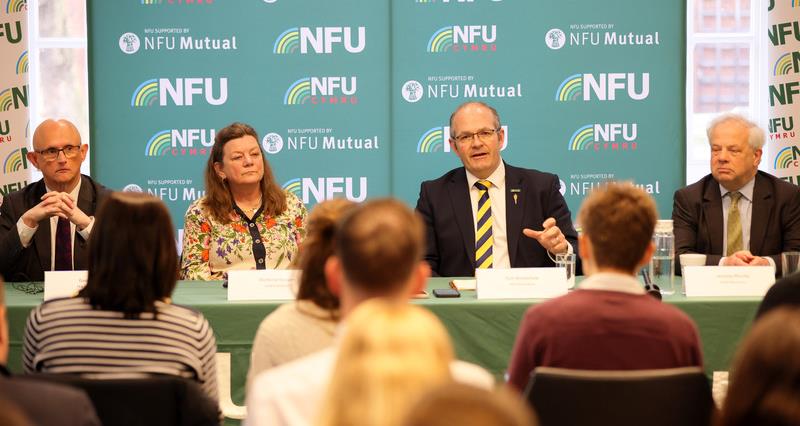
15;178;94;270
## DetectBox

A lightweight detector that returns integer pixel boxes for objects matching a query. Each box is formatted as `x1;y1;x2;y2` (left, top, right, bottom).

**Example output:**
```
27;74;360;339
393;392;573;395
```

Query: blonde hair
317;300;454;426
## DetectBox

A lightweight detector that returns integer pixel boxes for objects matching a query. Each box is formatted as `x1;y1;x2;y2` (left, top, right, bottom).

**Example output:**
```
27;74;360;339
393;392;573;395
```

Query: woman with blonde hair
717;307;800;426
181;122;307;280
247;199;356;386
317;300;454;426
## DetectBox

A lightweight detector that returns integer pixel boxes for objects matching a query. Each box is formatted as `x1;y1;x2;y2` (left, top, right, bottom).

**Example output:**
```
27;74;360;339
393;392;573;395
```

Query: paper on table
450;279;476;291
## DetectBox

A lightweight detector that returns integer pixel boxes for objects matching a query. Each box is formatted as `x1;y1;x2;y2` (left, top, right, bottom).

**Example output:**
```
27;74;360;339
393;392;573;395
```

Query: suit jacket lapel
703;179;724;255
749;173;772;254
74;176;93;267
505;164;525;267
448;169;476;270
31;181;51;273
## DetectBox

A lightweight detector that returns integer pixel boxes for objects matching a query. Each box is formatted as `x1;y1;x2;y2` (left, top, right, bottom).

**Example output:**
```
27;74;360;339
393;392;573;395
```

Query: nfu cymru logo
427;25;496;53
0;85;27;111
774;146;800;169
774;51;800;76
273;26;366;54
131;78;228;107
568;123;638;152
145;129;215;157
284;77;358;105
556;73;649;102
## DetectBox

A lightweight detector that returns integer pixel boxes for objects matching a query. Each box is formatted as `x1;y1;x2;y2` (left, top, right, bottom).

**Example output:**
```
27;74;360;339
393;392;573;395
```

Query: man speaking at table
0;119;110;282
416;101;578;277
672;113;800;275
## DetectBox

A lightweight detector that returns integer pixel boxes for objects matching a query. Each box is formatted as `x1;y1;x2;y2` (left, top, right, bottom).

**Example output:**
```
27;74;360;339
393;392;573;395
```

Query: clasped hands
722;250;770;267
522;217;569;254
21;191;91;230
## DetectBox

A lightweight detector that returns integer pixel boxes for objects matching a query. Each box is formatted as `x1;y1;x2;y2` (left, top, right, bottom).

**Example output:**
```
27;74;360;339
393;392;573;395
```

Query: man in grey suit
0;278;100;426
0;119;110;281
673;113;800;276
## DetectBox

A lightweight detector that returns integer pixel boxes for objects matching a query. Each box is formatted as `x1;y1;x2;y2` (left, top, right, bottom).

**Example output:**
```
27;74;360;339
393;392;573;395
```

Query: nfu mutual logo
273;26;366;54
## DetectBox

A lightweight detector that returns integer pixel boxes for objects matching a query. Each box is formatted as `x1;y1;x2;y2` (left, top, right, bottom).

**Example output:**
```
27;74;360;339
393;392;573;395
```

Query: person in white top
0;119;109;281
246;199;494;426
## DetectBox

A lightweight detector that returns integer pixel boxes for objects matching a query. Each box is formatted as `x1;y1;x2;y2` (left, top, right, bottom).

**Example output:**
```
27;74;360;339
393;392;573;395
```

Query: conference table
4;277;759;421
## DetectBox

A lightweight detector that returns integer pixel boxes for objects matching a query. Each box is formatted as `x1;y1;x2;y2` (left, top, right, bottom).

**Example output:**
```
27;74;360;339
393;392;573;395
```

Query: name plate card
44;270;88;301
683;266;774;297
476;268;568;300
227;269;298;301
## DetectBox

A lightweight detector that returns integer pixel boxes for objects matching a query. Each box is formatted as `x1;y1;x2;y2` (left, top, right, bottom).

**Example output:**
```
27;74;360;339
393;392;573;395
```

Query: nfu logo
119;32;141;54
284;77;358;105
545;28;566;50
131;78;228;107
427;25;496;52
556;73;650;101
417;125;509;153
0;85;28;111
273;27;366;54
282;177;368;205
0;20;22;44
145;129;216;157
773;51;800;76
768;21;800;46
569;123;638;152
774;146;800;169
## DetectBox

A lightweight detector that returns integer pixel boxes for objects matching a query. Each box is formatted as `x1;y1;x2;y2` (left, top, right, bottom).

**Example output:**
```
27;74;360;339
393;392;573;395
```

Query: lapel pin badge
510;188;521;205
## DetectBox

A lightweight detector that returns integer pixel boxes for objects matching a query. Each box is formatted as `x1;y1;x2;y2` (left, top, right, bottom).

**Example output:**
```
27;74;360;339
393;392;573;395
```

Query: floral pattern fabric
181;192;307;281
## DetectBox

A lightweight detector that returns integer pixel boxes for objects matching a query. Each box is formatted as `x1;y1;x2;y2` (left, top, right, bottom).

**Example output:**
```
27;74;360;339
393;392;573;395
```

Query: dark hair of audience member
80;192;177;318
403;383;538;426
203;122;286;223
334;198;425;293
577;182;657;271
292;199;356;319
717;307;800;426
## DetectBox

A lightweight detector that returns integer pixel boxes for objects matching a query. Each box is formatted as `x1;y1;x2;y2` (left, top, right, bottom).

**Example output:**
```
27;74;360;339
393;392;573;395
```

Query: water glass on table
556;253;576;289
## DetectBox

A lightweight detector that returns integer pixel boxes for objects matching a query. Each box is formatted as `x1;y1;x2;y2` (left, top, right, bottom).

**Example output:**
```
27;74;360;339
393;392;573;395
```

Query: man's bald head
32;119;81;151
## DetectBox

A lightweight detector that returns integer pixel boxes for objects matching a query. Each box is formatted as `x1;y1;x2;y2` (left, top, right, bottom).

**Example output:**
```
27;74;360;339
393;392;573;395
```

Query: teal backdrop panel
391;0;686;219
88;0;390;245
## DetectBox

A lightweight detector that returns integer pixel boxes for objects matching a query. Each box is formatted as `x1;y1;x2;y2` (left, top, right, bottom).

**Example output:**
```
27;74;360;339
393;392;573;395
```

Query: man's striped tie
475;180;493;269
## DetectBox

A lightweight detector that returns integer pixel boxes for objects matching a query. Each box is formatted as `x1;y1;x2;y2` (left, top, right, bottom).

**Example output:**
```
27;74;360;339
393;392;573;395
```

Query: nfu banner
767;0;800;183
0;0;30;203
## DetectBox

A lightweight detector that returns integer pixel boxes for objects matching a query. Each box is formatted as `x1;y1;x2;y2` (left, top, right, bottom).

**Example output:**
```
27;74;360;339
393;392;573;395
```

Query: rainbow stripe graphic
568;125;594;150
284;78;311;105
427;27;454;53
131;79;159;107
774;52;795;76
0;89;13;112
774;147;795;169
417;127;445;153
556;74;583;101
274;28;300;54
5;0;25;13
282;178;302;198
145;130;172;156
16;50;28;75
3;149;23;174
141;0;163;4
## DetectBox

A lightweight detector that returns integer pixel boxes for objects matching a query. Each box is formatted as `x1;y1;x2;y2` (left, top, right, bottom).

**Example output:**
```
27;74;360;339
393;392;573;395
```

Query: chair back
19;374;220;426
524;366;713;426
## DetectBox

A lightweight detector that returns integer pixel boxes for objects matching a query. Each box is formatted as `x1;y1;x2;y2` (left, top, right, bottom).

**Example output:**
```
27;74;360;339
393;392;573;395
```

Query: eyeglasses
452;128;500;144
37;145;81;161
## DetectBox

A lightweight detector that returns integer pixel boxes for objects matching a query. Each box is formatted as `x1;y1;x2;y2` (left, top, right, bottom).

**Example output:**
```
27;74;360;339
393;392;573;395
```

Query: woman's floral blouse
180;192;307;281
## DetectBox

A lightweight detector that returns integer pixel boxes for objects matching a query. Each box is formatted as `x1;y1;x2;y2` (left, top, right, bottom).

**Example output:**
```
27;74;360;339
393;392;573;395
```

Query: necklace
238;196;262;214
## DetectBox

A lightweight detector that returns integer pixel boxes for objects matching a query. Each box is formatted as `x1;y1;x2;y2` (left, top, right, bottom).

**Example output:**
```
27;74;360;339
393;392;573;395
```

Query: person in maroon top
507;182;704;392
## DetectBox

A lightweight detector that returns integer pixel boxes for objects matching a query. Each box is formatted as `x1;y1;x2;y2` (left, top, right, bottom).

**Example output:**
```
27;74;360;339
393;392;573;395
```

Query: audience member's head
403;383;538;426
0;400;32;426
292;199;357;320
577;182;657;275
317;300;453;426
717;307;800;426
325;198;429;314
80;192;177;318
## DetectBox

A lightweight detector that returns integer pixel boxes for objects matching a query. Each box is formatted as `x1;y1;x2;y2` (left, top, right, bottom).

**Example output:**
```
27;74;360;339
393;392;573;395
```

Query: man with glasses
0;119;110;281
416;101;578;277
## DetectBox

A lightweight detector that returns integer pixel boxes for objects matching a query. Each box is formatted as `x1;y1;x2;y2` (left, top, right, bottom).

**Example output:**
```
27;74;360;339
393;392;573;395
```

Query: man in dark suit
0;119;110;282
673;113;800;276
416;101;578;277
0;279;101;426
